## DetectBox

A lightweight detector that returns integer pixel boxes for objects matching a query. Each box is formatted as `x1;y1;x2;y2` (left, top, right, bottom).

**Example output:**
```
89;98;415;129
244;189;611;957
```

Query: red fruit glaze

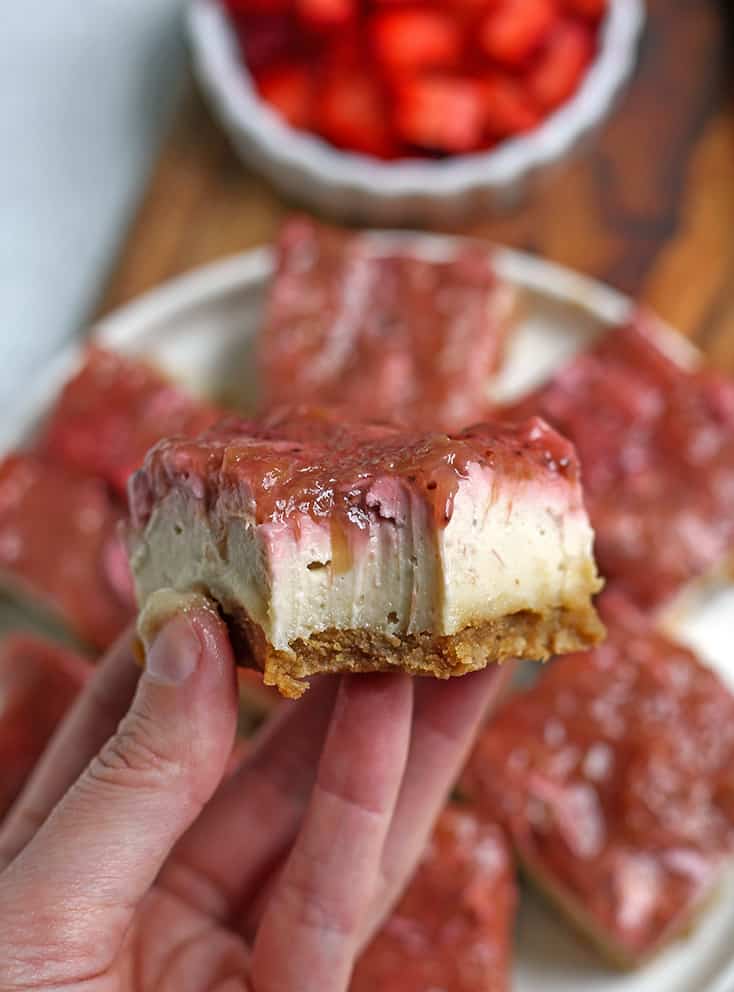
351;806;516;992
258;218;511;432
462;594;734;960
0;634;91;817
505;317;734;610
40;347;221;500
0;454;133;650
129;405;582;539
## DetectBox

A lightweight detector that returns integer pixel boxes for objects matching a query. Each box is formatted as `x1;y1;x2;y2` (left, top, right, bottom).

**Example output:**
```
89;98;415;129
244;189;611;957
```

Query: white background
0;0;187;406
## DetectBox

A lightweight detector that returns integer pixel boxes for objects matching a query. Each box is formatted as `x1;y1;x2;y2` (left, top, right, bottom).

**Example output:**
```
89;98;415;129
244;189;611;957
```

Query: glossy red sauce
0;454;133;650
40;347;221;499
130;406;581;536
462;592;734;958
505;318;734;609
0;634;91;816
258;218;509;432
351;806;516;992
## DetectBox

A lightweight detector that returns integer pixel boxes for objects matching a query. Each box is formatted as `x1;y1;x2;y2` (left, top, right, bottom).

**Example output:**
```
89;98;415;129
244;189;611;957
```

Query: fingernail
145;614;202;685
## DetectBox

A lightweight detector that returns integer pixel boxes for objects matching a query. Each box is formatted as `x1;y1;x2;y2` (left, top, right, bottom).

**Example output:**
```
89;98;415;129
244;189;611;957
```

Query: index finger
250;674;413;992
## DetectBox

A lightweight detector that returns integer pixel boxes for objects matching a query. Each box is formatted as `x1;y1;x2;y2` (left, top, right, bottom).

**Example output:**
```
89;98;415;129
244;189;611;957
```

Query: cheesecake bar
0;454;134;650
128;406;603;698
40;346;221;499
0;634;91;817
258;217;514;431
504;316;734;611
462;592;734;967
351;806;516;992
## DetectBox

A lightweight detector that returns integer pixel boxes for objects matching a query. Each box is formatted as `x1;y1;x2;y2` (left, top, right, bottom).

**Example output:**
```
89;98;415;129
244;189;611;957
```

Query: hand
0;609;511;992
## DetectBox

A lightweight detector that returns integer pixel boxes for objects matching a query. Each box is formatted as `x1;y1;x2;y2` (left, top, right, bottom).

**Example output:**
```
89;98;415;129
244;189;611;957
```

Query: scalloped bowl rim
187;0;645;199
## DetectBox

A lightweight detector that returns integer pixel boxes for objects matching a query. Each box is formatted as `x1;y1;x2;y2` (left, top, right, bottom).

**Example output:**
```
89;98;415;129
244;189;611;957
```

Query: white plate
2;238;732;991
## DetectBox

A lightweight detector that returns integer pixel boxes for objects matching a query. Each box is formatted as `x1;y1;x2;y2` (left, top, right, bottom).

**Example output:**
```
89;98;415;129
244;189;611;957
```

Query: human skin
0;610;511;992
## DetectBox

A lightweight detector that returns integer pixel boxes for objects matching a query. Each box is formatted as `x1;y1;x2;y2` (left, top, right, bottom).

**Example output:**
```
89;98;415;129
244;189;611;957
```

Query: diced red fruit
562;0;607;20
317;73;398;158
394;76;485;153
370;9;462;72
527;21;594;110
479;0;557;66
234;14;294;73
296;0;355;28
0;636;91;818
224;0;601;158
321;29;363;71
445;0;505;15
255;64;314;128
480;74;541;137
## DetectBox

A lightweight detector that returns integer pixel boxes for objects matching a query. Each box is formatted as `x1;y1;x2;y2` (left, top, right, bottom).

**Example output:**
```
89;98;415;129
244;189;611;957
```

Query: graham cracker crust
516;846;723;970
227;603;604;699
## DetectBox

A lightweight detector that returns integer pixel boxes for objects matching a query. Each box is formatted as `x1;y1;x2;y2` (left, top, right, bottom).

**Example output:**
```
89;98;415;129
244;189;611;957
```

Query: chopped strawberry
234;13;295;73
478;0;556;66
480;73;540;137
527;21;594;110
445;0;503;14
562;0;607;20
370;9;462;72
255;63;314;128
394;76;485;153
321;26;363;70
223;0;603;158
317;72;398;158
296;0;355;29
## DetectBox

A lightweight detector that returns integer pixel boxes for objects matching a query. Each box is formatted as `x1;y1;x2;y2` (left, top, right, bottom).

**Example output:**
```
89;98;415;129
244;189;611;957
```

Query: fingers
0;627;141;869
159;676;340;920
0;609;239;981
250;674;413;992
364;661;515;940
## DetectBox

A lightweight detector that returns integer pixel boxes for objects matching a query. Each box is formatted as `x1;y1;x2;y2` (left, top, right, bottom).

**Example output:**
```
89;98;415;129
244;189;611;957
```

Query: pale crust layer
229;603;605;698
518;848;723;970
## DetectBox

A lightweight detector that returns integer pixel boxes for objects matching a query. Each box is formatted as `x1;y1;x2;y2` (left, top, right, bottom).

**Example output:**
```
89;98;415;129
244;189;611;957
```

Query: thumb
0;608;238;978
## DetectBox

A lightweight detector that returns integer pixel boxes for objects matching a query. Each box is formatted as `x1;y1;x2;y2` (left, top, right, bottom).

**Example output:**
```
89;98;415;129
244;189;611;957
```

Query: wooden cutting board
96;0;734;371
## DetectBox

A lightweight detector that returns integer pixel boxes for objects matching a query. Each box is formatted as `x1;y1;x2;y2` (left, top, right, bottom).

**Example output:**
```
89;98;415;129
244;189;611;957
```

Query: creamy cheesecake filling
131;464;600;655
439;464;598;630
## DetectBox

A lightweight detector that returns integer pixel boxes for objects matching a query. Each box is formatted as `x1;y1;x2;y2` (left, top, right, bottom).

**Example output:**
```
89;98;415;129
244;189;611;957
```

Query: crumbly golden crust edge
228;603;604;699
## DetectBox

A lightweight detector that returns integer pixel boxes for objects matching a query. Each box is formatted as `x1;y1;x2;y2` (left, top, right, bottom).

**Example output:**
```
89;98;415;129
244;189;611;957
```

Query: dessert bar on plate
257;218;515;431
462;592;734;968
128;406;603;698
351;805;516;992
40;346;221;499
0;454;134;652
505;316;734;612
0;633;91;817
0;347;222;654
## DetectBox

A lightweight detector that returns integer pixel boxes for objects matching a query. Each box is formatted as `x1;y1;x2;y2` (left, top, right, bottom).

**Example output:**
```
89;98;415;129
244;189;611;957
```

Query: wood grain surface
96;0;734;369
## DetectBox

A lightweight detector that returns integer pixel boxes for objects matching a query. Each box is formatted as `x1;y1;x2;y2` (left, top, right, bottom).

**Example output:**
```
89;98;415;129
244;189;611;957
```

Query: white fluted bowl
187;0;645;223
